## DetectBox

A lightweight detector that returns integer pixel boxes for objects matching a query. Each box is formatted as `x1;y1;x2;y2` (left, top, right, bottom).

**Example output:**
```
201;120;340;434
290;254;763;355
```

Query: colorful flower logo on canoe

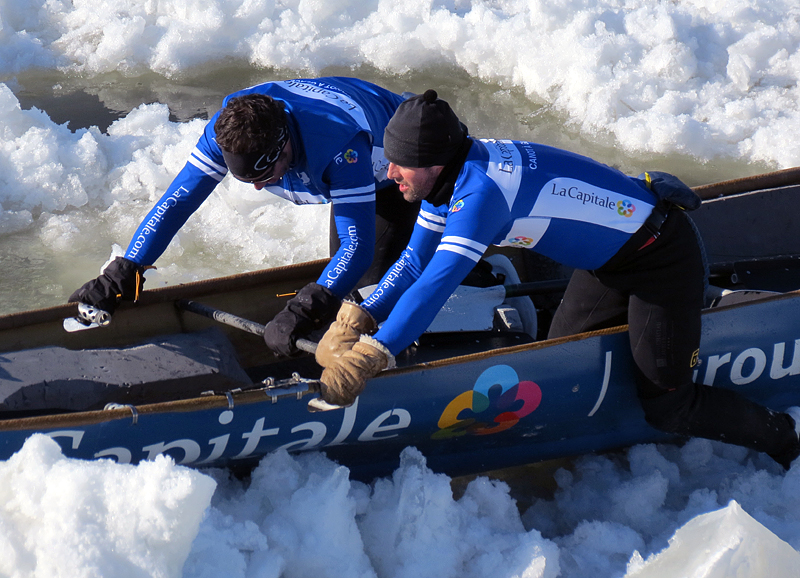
432;365;542;439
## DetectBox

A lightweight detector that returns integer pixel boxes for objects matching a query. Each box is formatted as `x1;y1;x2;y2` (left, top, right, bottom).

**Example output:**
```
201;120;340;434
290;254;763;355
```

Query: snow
2;0;800;575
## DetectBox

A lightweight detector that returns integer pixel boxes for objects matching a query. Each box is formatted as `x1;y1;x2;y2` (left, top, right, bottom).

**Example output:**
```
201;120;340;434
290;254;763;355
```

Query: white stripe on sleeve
440;235;488;254
419;209;446;225
192;148;227;174
417;214;446;233
436;243;483;262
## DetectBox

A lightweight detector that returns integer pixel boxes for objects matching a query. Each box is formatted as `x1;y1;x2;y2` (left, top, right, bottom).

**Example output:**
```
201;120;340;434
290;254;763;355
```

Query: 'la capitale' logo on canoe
432;365;542;439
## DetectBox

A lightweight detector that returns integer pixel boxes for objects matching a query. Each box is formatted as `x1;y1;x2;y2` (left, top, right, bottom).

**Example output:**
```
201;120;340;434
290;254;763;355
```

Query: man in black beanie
312;89;475;370
384;90;466;169
313;88;800;471
382;89;472;204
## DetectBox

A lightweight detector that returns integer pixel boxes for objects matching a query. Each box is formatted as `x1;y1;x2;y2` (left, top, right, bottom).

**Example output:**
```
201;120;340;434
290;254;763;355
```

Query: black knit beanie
384;89;467;168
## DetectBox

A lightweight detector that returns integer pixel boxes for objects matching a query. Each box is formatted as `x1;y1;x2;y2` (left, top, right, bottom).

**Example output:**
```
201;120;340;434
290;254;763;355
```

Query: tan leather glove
319;335;394;406
315;301;377;367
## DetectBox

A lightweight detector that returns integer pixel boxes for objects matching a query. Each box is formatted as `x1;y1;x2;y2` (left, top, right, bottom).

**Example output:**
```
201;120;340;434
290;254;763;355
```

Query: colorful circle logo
451;199;465;213
617;199;635;217
344;149;358;163
432;365;542;439
509;236;534;247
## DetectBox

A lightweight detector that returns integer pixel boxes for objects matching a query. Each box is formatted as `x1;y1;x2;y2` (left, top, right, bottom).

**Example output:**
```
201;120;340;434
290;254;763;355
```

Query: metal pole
176;299;317;353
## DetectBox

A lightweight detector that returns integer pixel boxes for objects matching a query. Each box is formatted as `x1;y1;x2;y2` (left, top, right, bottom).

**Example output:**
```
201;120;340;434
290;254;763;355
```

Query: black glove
68;257;149;315
264;282;341;356
642;171;701;210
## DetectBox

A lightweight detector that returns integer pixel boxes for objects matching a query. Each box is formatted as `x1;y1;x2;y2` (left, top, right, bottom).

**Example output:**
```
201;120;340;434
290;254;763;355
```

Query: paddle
64;277;571;334
176;279;572;342
62;302;114;332
175;299;349;411
502;279;570;297
176;299;317;354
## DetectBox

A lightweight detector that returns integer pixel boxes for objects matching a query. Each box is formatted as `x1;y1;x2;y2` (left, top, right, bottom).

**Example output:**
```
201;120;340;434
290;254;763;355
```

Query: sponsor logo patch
617;199;636;217
344;149;358;163
508;236;534;247
433;365;542;439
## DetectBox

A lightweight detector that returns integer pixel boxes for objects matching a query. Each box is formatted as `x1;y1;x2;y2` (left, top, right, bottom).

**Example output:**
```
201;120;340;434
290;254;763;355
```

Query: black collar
425;137;473;207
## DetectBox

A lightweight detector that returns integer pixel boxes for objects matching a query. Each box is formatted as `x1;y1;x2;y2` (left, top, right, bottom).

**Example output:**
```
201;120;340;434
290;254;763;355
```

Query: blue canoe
1;170;800;480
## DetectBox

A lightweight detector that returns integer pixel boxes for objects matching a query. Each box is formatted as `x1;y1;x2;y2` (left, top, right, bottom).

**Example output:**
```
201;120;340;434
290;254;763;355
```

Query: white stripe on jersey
419;209;446;225
331;191;376;204
496;217;551;249
531;177;650;233
482;139;523;211
264;186;329;205
417;216;445;233
372;146;390;182
417;209;446;232
440;235;488;254
330;185;375;198
189;149;226;181
193;148;227;174
436;242;483;262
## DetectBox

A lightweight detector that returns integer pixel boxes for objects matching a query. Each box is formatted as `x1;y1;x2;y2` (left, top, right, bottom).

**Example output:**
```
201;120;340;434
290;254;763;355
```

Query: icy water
0;64;772;315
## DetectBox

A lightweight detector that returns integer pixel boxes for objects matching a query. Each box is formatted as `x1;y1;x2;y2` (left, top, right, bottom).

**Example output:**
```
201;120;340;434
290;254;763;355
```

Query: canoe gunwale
1;287;794;433
0;258;329;334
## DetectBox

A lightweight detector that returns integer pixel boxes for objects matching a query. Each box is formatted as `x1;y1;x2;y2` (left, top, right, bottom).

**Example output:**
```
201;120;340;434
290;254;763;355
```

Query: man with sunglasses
69;77;418;356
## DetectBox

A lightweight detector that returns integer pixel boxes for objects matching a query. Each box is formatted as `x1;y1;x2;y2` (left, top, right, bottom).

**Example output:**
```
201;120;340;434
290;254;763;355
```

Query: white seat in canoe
358;254;538;339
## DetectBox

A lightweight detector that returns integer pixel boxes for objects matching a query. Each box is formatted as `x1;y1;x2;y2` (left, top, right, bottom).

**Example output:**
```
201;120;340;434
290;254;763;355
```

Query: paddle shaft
176;299;317;354
178;280;569;348
502;279;570;297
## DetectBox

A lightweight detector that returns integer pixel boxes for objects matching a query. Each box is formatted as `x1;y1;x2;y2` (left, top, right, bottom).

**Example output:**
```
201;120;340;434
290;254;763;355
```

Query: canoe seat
357;254;538;340
705;285;782;308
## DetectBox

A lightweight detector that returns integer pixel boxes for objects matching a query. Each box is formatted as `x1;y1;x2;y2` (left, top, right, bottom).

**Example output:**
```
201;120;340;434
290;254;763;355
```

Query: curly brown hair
214;94;287;154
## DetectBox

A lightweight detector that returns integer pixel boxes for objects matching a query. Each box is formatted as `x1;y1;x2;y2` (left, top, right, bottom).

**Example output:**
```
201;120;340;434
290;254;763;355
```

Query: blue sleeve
373;249;478;356
372;185;512;355
315;133;379;297
359;211;442;321
124;121;226;265
123;163;220;265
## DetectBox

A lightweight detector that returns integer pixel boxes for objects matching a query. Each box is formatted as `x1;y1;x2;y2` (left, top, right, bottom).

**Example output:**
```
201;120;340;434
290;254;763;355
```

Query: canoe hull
2;291;798;479
4;173;800;479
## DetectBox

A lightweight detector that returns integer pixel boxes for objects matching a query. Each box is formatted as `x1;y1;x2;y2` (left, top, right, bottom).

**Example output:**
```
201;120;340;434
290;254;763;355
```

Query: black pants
548;209;800;467
329;183;420;290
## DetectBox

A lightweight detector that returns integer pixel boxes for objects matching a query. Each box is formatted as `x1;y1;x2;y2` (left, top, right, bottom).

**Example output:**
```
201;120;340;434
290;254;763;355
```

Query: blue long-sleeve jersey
124;77;405;298
360;138;658;355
